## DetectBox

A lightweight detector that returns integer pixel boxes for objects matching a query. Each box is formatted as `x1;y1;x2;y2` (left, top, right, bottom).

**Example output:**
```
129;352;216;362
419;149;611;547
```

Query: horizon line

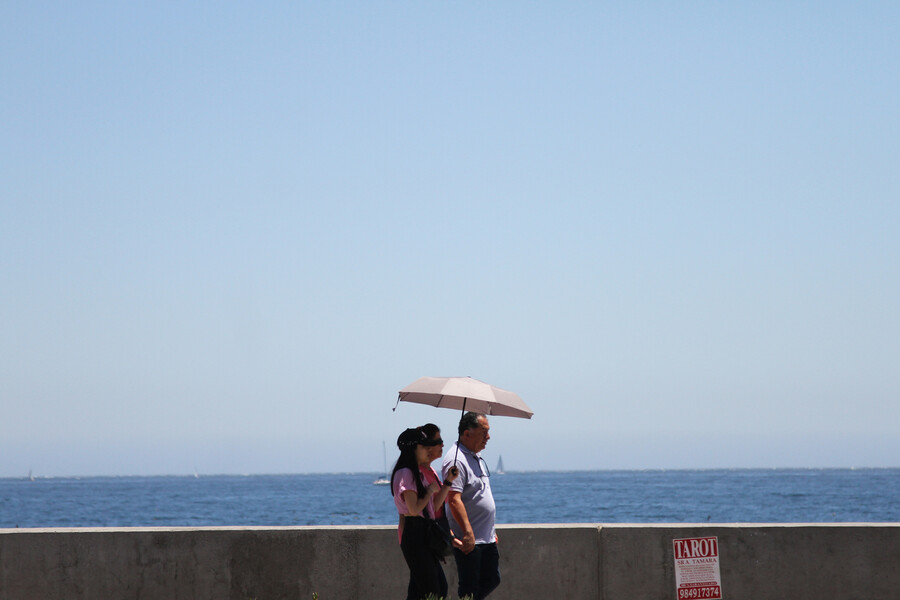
6;465;900;480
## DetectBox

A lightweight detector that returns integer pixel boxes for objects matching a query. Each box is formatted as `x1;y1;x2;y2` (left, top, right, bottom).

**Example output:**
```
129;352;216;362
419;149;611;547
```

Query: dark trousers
406;560;448;600
453;542;500;600
401;516;447;600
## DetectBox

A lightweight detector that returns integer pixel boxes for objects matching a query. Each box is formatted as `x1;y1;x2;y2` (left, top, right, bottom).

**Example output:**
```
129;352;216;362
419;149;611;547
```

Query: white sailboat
373;441;391;485
495;456;505;475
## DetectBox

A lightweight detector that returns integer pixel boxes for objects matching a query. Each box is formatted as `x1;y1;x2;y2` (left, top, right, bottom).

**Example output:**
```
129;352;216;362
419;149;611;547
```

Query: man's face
462;416;490;453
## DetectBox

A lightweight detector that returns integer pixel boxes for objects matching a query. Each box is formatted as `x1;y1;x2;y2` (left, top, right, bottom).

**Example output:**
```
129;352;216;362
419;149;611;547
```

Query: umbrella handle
452;397;467;466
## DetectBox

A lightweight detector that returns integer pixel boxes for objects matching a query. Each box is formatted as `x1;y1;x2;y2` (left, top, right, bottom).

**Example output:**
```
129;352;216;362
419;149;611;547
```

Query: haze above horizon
2;2;898;477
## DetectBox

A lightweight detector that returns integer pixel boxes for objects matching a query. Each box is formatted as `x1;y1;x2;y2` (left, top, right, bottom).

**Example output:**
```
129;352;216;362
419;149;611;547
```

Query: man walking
442;412;500;600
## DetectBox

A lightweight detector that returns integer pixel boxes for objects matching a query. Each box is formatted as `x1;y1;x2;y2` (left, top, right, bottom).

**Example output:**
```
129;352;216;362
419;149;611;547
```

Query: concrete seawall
1;523;898;599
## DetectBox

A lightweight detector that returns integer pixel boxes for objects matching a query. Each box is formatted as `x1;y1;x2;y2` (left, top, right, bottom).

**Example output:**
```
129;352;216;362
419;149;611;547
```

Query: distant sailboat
495;456;505;475
373;441;391;485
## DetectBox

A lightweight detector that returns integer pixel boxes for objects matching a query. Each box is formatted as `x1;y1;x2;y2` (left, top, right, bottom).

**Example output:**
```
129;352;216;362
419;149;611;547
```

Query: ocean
2;469;898;529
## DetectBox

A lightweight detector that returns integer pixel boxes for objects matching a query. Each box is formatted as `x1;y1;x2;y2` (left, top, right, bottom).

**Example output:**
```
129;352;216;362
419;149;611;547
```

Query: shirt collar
456;441;479;458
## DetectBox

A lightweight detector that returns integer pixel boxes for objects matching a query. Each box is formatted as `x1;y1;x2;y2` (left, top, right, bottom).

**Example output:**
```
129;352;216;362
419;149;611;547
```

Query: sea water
1;469;898;529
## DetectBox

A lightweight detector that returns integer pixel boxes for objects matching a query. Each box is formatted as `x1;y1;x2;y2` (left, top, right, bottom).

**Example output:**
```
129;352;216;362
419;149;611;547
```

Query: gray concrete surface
599;523;900;600
1;523;897;599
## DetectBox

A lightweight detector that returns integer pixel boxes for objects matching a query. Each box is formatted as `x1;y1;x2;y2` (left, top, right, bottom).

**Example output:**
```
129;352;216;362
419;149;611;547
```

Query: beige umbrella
395;376;533;465
395;376;533;419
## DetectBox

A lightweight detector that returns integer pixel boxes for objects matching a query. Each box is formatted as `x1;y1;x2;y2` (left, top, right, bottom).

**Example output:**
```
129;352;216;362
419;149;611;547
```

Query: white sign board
673;536;723;600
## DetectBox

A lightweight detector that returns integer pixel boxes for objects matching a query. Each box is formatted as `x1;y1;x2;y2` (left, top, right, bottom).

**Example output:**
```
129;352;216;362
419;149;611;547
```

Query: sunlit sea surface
2;469;898;528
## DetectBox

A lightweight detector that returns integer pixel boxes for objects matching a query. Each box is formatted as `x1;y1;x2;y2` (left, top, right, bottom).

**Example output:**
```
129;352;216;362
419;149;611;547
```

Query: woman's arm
402;484;439;516
431;484;451;509
430;467;459;508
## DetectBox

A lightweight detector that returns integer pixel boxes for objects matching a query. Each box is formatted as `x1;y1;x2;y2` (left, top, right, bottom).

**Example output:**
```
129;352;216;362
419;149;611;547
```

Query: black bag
426;518;453;558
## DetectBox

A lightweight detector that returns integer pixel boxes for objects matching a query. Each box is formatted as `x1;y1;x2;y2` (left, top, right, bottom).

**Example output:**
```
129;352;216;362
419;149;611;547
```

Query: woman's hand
445;466;460;484
427;481;441;496
452;536;464;550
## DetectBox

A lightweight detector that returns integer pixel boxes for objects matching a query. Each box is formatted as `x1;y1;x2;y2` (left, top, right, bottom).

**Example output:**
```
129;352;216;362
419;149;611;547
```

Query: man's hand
447;490;476;554
461;531;476;554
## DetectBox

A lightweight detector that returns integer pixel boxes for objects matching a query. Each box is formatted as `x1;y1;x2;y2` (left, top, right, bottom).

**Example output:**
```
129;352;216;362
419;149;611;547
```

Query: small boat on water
373;441;391;485
495;456;505;475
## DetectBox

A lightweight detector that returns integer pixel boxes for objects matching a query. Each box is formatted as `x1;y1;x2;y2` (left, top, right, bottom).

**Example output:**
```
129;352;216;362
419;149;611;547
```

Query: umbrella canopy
397;376;533;419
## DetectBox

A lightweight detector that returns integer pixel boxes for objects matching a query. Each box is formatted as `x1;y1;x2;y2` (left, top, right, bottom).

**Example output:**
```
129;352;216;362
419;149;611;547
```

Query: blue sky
2;2;898;476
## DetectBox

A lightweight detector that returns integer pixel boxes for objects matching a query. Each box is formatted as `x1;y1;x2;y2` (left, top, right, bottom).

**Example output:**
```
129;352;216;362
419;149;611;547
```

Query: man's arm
447;490;476;554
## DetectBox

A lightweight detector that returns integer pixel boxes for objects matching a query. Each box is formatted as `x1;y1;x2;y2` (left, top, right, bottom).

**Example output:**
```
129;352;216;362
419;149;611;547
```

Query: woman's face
427;432;444;462
415;444;430;464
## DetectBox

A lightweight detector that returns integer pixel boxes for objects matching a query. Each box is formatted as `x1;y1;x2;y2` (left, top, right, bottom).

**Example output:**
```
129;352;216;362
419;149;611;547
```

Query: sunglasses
421;438;444;447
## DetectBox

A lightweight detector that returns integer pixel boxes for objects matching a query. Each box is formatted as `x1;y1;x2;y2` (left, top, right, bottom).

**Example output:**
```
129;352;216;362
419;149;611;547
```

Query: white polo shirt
442;442;497;544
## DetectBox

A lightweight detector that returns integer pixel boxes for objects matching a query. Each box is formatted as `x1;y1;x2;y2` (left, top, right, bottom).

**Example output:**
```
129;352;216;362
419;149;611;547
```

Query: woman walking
392;427;459;600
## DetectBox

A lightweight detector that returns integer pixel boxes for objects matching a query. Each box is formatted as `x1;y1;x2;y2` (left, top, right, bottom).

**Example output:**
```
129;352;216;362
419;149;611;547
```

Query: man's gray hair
458;411;486;436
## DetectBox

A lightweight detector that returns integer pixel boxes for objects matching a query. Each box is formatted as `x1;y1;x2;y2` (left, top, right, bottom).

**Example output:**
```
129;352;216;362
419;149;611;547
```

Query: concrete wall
599;524;900;600
1;523;898;599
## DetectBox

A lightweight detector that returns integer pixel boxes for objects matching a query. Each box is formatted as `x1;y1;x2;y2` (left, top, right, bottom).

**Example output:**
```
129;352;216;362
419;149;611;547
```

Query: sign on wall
672;536;723;600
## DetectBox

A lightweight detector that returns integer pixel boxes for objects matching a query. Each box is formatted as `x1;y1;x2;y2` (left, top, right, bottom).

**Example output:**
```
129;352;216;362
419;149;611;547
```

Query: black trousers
453;542;500;600
400;516;447;600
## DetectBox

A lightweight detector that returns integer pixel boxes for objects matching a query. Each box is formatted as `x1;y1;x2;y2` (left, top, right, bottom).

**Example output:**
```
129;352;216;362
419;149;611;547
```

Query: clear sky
2;2;898;477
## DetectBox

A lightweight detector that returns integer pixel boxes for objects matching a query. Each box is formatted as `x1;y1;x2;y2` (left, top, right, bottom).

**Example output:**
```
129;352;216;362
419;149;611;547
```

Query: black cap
397;428;427;450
